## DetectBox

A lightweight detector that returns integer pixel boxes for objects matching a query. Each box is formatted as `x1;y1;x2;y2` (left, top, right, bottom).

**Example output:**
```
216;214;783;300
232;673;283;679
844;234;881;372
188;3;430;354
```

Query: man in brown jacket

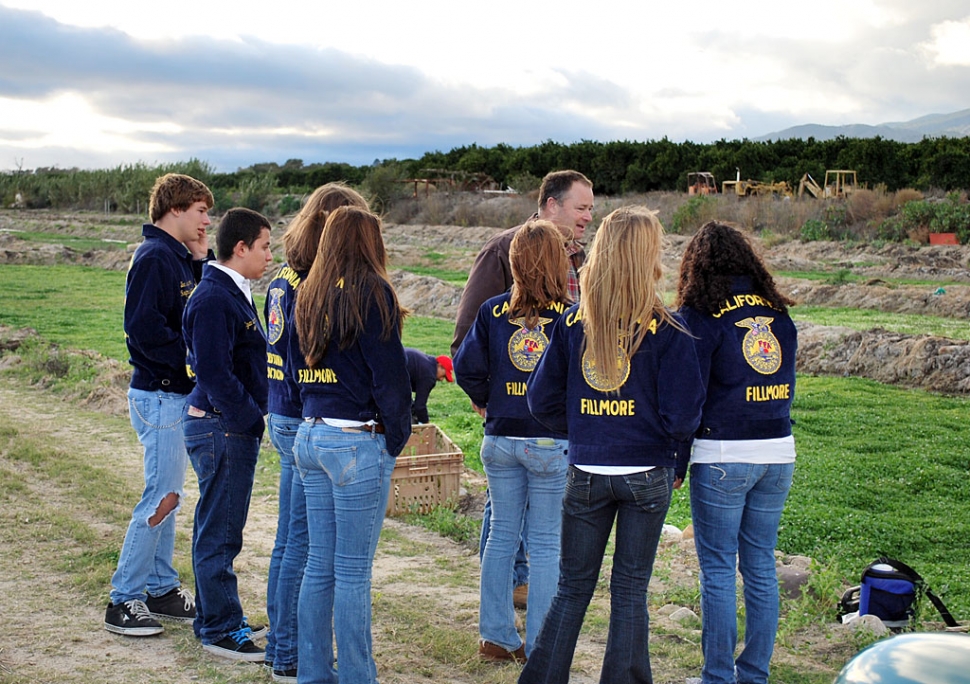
451;169;593;356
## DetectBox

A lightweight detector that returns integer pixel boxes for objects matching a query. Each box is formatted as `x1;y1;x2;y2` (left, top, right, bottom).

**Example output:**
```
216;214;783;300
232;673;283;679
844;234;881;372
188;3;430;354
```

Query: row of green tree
3;135;970;212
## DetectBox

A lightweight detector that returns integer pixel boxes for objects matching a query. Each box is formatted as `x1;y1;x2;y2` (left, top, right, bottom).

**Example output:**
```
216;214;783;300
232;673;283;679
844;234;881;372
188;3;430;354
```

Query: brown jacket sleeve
451;225;519;356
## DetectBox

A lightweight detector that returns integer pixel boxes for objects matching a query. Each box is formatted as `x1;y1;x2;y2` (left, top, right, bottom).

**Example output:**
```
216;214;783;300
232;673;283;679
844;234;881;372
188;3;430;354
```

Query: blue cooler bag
853;557;960;630
859;562;917;628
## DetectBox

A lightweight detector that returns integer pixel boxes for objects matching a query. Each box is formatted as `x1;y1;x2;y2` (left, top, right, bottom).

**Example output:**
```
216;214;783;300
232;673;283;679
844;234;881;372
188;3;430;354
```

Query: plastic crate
386;423;463;516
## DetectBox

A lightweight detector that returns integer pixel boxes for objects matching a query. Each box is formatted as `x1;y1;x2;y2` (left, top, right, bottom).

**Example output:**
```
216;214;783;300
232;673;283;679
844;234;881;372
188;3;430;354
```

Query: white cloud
923;17;970;66
0;93;180;152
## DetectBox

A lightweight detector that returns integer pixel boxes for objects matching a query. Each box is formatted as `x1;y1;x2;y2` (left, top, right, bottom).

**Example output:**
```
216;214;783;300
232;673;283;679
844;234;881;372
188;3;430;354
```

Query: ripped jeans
110;388;189;604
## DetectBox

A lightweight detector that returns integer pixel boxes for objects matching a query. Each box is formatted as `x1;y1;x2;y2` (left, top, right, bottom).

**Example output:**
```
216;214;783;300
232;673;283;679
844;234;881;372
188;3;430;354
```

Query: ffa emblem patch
581;345;630;392
267;287;285;345
508;317;552;372
735;316;782;375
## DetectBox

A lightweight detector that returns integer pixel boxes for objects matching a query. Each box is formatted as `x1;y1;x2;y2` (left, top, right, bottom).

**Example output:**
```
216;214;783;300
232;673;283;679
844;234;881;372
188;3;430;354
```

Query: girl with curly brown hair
675;221;798;684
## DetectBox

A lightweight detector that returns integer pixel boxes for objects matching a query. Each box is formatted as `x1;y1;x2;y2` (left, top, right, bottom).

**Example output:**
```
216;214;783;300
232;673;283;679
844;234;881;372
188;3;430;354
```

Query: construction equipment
721;169;792;198
798;170;859;199
687;172;718;195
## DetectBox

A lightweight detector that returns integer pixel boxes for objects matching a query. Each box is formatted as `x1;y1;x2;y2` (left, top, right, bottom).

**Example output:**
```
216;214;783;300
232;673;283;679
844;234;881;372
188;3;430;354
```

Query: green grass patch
0;264;127;359
783;375;970;616
778;269;970;289
792;305;970;339
399;265;469;286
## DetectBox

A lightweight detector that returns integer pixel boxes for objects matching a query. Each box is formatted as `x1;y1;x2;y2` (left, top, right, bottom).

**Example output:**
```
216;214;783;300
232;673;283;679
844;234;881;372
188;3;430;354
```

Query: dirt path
0;379;642;684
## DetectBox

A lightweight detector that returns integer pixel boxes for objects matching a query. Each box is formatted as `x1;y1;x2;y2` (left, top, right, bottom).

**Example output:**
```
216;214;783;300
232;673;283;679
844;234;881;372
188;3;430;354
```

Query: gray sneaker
104;599;164;636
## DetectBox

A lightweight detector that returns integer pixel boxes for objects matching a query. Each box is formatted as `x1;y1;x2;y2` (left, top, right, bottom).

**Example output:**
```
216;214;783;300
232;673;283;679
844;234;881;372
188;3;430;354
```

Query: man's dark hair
216;207;271;261
538;170;592;208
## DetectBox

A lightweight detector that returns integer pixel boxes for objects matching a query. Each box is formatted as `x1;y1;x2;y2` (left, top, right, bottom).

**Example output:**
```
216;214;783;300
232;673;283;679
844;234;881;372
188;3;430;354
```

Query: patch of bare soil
796;322;970;394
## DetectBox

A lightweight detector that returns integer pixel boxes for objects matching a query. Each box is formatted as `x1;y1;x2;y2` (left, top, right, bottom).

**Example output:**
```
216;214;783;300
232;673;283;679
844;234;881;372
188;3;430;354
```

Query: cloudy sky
1;1;969;172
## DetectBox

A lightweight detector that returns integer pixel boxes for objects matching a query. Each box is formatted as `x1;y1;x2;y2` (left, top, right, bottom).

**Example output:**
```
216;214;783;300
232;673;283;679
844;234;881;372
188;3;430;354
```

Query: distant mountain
756;108;970;143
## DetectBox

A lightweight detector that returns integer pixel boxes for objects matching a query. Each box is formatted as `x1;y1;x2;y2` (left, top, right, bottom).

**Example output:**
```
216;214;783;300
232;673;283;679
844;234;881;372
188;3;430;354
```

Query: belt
308;418;385;434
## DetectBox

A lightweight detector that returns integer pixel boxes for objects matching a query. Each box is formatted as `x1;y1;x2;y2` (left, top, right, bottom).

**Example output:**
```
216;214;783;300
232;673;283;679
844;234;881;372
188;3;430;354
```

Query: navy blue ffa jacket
527;304;704;470
678;277;797;441
288;283;412;457
125;224;202;394
183;265;269;438
265;264;305;419
454;293;568;439
404;347;438;424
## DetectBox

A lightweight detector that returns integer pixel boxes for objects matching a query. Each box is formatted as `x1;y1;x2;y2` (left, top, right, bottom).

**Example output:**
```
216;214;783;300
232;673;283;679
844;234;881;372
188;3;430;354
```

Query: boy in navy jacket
182;208;273;661
105;173;212;637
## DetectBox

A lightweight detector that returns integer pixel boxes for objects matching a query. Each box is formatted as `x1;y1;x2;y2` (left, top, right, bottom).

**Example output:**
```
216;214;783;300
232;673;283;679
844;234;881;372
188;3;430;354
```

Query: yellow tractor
721;169;792;198
798;170;859;199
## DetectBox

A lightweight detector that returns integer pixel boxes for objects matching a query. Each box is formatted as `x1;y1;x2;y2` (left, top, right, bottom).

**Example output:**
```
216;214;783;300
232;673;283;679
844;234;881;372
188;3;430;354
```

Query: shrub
847;189;879;224
277;194;302;216
893;188;924;209
671;195;717;234
361;162;410;213
800;219;831;242
239;174;278;213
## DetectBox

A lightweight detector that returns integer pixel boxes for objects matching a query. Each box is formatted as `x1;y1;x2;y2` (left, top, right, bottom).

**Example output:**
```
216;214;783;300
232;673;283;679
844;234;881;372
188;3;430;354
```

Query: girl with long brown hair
289;205;411;684
263;183;368;680
454;220;571;663
520;206;704;684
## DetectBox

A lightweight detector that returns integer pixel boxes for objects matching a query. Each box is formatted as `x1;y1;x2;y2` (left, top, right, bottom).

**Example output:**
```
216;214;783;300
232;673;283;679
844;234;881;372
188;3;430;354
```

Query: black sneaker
272;667;298;683
202;625;265;662
104;599;164;636
146;587;196;623
241;616;267;640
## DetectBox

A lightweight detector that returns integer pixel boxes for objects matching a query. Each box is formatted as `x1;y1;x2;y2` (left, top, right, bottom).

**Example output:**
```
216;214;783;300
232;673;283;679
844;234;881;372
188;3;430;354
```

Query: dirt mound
391;270;463;319
796;322;970;394
785;280;970;319
0;231;133;270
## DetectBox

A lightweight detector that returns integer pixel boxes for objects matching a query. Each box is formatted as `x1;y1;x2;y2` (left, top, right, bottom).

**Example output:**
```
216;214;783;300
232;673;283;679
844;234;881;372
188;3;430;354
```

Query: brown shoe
479;639;527;664
513;584;528;610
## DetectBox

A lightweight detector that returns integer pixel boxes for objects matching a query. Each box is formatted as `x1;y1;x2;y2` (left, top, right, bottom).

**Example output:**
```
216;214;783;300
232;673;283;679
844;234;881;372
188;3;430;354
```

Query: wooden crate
386;424;463;516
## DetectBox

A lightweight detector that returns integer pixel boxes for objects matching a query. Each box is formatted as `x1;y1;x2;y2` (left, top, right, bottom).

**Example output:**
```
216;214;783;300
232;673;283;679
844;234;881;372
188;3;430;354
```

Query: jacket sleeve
526;316;570;434
451;243;512;356
657;319;705;460
679;307;716;396
359;291;412;457
453;304;492;408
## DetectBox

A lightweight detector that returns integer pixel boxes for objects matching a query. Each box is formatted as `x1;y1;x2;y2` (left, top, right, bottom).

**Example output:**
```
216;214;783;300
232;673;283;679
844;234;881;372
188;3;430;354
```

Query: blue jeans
266;414;308;670
690;462;795;684
520;465;672;684
480;490;530;587
183;411;260;644
295;421;394;684
480;435;567;655
110;389;188;604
